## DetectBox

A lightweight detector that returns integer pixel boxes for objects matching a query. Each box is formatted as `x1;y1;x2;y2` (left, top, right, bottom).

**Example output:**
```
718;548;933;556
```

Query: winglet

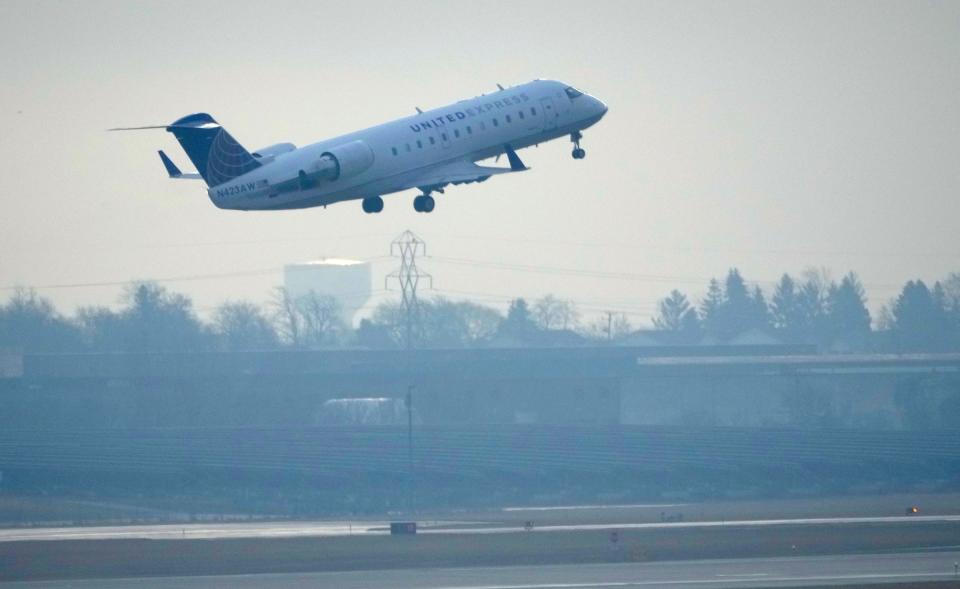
504;145;528;172
158;150;182;177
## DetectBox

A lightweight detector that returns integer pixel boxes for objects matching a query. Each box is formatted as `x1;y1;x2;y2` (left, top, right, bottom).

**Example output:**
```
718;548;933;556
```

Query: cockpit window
564;87;584;99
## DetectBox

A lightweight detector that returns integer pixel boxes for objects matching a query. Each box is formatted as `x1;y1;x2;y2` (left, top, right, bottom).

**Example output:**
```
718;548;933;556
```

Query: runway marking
431;572;950;588
502;504;687;512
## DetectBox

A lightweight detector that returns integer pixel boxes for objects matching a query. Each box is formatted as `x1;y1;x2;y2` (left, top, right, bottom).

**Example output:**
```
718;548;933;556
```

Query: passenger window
442;132;448;141
429;136;435;145
417;139;422;148
391;147;398;156
467;126;472;134
492;118;499;127
518;111;525;120
530;107;537;116
506;115;512;123
454;129;460;138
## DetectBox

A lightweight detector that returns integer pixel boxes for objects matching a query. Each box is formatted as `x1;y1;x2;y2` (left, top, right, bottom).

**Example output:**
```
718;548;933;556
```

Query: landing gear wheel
413;195;435;213
362;196;384;213
570;131;586;159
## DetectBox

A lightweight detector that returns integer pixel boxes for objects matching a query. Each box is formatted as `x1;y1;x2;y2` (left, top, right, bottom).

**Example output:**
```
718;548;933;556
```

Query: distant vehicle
113;80;607;213
906;506;920;515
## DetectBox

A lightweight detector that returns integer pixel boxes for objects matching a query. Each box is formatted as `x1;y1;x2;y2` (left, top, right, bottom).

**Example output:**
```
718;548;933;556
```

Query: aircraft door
540;96;558;131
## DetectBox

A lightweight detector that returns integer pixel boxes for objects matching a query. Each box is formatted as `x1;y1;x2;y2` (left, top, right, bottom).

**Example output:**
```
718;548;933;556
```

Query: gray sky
1;0;958;325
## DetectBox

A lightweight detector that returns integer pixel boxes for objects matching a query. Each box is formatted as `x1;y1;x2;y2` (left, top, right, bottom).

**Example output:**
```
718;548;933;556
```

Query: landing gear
413;194;435;213
362;196;383;213
571;131;586;159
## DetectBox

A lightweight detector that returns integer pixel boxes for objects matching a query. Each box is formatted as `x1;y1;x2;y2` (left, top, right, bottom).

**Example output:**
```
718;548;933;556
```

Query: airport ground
2;493;960;586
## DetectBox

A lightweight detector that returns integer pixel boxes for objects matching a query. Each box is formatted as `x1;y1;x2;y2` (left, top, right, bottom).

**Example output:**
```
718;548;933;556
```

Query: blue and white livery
117;80;607;213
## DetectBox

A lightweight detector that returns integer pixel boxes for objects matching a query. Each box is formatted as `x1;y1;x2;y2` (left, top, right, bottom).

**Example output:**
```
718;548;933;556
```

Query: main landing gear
571;131;586;159
413;194;435;213
361;196;383;213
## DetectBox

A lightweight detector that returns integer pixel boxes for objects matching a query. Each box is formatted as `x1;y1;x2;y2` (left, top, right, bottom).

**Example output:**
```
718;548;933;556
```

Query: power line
0;257;395;292
427;255;909;291
0;267;284;292
430;232;960;260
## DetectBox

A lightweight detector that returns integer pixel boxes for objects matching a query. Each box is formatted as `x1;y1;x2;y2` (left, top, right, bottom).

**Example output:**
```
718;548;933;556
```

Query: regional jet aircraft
114;80;607;213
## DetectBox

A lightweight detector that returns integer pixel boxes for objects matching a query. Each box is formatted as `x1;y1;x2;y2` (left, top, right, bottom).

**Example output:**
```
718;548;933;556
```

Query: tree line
1;268;959;353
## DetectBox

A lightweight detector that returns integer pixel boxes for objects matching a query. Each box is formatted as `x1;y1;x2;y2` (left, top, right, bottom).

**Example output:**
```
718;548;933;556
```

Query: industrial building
283;258;372;326
1;346;958;515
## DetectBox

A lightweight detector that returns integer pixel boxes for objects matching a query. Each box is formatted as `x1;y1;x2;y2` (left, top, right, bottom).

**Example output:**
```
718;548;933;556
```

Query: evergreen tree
891;280;949;351
706;269;769;340
825;272;872;350
654;290;701;343
796;268;832;347
699;279;723;337
749;285;771;331
771;274;802;340
498;298;539;343
653;290;694;331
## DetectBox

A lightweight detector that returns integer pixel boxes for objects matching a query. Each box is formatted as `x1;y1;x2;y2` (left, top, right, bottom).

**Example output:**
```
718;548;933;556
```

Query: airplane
113;80;607;213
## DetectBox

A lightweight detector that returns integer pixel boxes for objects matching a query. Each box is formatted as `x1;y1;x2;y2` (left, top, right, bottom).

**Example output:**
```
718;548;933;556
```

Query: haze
1;0;958;323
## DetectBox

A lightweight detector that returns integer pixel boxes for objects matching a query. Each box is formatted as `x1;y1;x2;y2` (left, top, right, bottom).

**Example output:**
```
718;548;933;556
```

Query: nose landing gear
571;131;586;159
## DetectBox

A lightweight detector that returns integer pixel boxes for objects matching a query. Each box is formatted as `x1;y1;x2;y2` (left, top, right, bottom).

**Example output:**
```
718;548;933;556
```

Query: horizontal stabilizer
159;150;181;176
107;124;167;131
158;150;202;180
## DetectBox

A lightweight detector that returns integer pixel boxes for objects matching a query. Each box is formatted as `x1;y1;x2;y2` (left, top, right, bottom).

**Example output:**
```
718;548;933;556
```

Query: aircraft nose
591;96;608;118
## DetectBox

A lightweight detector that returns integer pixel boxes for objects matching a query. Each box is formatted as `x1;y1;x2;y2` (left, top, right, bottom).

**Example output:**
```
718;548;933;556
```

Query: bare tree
271;287;302;347
585;311;632;342
533;295;580;330
213;300;279;351
297;292;345;348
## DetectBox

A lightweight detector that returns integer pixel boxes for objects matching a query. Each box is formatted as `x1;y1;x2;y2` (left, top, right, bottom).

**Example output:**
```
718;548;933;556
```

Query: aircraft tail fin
165;113;261;187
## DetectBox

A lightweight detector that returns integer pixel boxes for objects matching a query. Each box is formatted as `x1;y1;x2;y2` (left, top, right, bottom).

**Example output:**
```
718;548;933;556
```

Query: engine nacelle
320;140;375;181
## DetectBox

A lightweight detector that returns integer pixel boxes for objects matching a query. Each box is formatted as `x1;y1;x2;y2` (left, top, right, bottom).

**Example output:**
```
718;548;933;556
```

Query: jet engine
319;140;375;181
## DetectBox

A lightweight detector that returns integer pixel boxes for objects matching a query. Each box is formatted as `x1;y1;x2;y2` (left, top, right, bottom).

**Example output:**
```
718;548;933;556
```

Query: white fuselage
209;80;607;211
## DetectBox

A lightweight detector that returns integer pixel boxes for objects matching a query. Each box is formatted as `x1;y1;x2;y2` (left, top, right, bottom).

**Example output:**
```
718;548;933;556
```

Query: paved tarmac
3;514;960;542
1;550;958;588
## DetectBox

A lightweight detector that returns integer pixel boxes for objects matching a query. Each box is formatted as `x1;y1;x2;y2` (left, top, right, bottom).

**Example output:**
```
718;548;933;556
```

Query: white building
283;258;371;327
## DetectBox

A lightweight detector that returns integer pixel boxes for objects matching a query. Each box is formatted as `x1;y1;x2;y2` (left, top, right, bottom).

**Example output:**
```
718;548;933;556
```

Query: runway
3;514;960;542
2;551;958;588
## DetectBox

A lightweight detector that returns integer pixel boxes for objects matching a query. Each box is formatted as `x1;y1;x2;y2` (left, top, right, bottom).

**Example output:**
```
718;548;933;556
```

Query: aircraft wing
410;146;528;189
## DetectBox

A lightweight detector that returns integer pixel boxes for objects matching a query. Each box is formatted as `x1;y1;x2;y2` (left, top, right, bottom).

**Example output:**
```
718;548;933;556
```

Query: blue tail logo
166;113;261;187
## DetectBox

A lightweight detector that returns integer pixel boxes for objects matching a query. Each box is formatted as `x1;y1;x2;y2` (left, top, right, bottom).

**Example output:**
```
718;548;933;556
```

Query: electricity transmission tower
385;230;432;349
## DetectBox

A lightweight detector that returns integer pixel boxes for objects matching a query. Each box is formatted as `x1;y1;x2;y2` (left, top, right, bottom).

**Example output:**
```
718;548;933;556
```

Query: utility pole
386;231;432;349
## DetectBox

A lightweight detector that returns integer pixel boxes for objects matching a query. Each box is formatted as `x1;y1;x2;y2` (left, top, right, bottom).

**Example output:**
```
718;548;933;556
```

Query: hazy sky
1;0;958;326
